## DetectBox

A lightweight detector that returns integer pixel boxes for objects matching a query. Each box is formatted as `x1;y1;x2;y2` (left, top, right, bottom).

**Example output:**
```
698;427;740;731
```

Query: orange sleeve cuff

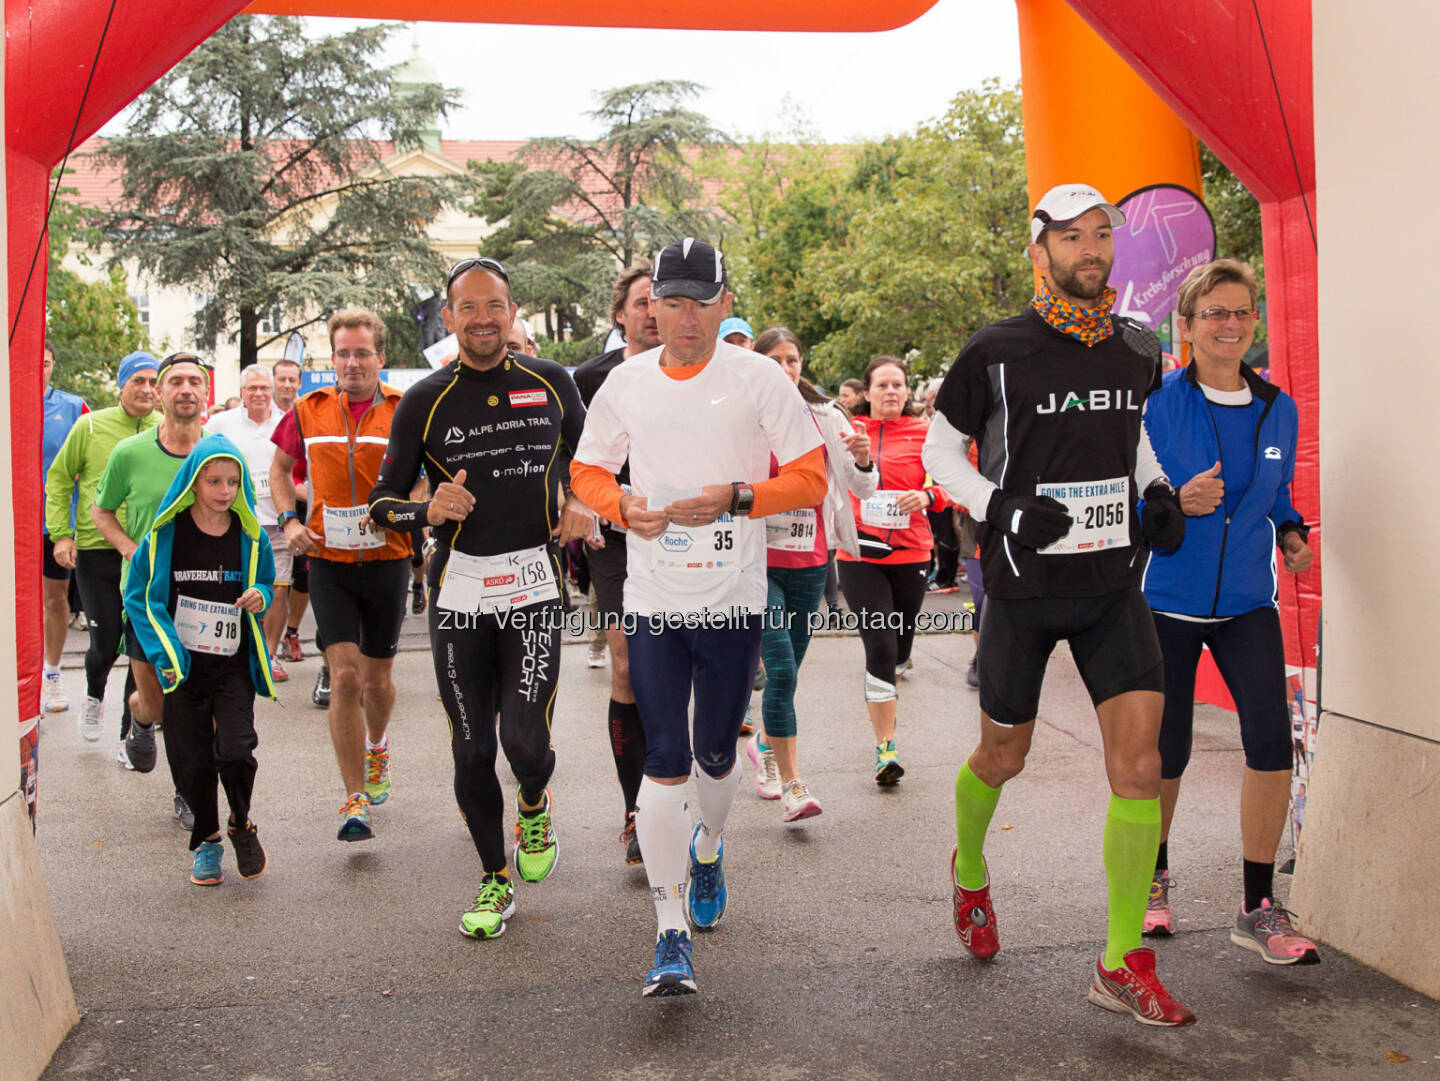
570;461;626;525
750;446;827;518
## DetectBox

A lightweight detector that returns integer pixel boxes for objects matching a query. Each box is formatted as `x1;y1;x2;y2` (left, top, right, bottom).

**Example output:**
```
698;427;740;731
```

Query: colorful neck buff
1031;280;1118;347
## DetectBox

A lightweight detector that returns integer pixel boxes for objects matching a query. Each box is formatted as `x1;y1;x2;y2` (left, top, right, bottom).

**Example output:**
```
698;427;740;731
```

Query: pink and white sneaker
780;779;822;821
746;732;781;799
1232;899;1321;965
1143;870;1175;936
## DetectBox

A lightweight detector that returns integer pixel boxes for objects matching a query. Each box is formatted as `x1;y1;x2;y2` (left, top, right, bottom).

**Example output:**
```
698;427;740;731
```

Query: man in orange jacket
270;309;411;843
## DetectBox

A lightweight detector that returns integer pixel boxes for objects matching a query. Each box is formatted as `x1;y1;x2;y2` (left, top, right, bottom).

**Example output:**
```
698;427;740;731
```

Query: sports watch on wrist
730;482;755;517
277;510;300;528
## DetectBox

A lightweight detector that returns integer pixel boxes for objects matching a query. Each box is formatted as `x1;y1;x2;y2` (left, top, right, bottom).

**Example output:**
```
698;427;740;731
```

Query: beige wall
1291;0;1440;998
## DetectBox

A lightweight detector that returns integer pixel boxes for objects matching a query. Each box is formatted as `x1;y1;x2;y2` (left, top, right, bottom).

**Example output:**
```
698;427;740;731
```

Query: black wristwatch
730;482;755;517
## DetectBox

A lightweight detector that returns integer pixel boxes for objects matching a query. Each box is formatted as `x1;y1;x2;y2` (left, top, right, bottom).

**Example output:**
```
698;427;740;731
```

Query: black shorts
124;617;148;663
42;534;70;581
307;557;410;659
1154;607;1292;776
978;587;1163;726
587;532;628;622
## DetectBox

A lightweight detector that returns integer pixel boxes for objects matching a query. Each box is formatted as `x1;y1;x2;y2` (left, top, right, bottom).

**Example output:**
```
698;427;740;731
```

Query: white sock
636;777;692;935
365;736;388;752
43;664;60;679
692;766;740;862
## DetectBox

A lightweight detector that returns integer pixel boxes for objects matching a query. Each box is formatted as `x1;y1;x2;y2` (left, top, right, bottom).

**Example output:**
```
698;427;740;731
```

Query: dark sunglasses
446;256;510;293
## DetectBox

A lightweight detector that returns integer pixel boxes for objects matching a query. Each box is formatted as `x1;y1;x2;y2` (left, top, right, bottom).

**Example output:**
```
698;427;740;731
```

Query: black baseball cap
651;237;727;305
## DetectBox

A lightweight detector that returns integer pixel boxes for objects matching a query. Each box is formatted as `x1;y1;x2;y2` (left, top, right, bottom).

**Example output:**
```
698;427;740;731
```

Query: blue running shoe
643;929;697;997
190;840;223;886
686;824;727;930
337;794;373;842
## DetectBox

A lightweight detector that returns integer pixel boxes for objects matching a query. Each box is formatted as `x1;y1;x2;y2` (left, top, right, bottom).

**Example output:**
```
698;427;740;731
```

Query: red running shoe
1088;947;1197;1027
950;848;1000;959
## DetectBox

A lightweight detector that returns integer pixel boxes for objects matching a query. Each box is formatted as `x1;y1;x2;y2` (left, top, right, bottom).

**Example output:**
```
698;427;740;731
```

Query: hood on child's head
150;432;263;538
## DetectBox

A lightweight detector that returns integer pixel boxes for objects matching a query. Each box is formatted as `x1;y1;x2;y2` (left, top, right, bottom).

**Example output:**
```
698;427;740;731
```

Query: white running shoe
43;671;70;713
746;732;781;799
78;696;104;742
781;779;823;822
116;739;134;770
586;638;607;668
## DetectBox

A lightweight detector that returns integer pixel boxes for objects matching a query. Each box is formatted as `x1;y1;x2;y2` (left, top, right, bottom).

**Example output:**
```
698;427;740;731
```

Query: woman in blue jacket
1140;259;1318;966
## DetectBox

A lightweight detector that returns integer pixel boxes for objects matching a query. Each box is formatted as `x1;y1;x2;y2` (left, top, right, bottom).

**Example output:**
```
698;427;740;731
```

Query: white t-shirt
575;341;822;616
205;406;282;526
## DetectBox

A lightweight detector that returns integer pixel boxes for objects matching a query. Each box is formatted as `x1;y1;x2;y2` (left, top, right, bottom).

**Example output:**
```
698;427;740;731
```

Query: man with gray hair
206;364;291;678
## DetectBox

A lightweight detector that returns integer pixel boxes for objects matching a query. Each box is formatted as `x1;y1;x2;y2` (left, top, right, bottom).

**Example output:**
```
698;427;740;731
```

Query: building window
258;301;284;339
129;291;150;335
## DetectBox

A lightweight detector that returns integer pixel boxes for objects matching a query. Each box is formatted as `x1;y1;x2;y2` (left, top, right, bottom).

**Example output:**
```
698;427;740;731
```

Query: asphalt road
32;594;1440;1080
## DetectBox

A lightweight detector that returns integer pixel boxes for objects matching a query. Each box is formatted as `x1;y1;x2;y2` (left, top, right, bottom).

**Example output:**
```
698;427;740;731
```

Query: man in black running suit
369;256;592;940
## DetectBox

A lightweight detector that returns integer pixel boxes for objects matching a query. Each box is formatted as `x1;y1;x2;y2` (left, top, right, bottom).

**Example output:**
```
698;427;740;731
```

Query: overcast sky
319;0;1022;144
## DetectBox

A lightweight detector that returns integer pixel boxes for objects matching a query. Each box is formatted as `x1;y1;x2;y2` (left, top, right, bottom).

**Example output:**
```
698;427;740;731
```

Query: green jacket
44;405;159;549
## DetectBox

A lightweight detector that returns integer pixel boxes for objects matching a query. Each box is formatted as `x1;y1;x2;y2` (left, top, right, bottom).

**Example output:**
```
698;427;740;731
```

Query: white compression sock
636;777;692;935
692;766;740;862
43;664;60;679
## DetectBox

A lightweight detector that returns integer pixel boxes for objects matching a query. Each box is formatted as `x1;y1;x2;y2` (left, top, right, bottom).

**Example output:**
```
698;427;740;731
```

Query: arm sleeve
44;420;85;538
1134;422;1171;492
751;446;827;517
922;414;996;516
368;393;430;532
571;462;627;524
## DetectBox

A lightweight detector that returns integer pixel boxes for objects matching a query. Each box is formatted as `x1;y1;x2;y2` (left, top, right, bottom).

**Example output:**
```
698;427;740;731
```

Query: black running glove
1141;482;1186;549
985;490;1073;550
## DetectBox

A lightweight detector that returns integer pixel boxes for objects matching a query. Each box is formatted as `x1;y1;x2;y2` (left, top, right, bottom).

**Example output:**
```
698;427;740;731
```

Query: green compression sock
1103;793;1162;970
953;762;1002;890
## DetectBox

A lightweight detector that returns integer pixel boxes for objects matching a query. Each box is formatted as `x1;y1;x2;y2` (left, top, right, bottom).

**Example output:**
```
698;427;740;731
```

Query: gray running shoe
125;722;157;774
173;792;196;831
78;696;104;742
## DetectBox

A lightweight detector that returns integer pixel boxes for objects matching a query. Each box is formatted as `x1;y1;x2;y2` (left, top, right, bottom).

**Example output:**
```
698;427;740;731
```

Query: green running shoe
460;874;516;939
514;787;558;883
364;741;391;806
874;740;905;786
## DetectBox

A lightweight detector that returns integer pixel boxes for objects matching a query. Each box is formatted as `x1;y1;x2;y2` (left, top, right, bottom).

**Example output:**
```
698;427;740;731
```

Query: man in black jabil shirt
922;183;1194;1027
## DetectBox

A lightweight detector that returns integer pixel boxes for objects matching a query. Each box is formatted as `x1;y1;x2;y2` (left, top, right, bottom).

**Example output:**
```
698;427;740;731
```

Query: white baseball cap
1030;183;1125;243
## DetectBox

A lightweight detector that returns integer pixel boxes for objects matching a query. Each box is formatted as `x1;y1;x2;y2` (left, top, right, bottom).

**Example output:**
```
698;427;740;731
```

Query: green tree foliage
97;16;459;368
471;80;726;343
46;186;146;406
801;80;1030;386
1200;143;1264;272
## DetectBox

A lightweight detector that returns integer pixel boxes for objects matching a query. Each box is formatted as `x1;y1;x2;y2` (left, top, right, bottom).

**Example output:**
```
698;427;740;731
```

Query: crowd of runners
38;182;1319;1023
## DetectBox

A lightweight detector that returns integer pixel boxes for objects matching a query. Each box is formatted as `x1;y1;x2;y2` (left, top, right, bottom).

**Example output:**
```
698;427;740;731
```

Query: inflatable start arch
7;0;1317;799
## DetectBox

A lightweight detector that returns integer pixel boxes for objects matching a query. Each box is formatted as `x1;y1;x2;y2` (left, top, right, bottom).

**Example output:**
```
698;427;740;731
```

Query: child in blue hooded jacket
124;433;277;886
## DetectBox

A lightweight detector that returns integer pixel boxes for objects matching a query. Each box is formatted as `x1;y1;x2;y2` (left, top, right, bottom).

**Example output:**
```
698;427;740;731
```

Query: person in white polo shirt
571;237;826;997
205;364;290;679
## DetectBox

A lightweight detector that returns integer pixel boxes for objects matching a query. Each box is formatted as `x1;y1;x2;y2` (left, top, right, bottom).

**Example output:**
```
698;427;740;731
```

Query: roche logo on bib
509;390;547;408
444;426;465;445
659;532;693;553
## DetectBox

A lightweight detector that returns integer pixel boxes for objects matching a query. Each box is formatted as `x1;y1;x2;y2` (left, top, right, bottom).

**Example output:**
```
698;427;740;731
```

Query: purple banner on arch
1111;185;1216;327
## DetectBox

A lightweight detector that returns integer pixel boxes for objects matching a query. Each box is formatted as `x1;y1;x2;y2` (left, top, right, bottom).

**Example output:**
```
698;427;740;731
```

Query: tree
473;80;726;342
98;16;459;368
46;182;146;406
801;80;1030;386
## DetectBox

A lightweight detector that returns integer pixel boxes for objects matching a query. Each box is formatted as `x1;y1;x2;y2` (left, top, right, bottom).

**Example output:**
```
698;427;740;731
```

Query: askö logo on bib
659;532;694;553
